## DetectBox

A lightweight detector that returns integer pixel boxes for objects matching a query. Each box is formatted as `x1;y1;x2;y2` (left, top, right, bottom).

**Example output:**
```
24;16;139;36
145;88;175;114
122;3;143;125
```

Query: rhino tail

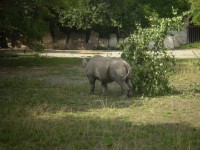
122;61;131;80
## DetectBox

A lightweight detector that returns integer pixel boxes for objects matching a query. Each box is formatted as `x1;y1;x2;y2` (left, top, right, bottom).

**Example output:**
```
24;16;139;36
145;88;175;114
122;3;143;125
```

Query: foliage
0;0;73;49
0;0;190;48
112;0;189;36
122;13;184;96
58;1;109;30
189;0;200;25
139;0;190;18
56;0;189;37
28;42;45;52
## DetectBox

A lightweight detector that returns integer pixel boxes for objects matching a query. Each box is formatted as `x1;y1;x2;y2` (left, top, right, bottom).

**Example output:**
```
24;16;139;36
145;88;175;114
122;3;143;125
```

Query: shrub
28;42;45;52
122;13;184;96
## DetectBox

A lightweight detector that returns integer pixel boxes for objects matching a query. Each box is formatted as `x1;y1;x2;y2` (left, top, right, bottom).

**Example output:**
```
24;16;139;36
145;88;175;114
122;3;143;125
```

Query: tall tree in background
0;0;190;49
57;0;189;37
90;0;189;37
189;0;200;25
58;0;110;30
0;0;76;48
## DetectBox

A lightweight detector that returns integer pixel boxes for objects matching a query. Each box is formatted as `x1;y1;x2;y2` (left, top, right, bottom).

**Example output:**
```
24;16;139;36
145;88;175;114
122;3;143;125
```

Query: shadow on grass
1;113;199;150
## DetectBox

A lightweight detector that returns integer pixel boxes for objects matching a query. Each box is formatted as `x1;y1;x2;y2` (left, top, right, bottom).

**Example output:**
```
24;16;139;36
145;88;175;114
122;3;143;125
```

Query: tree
189;0;200;25
58;0;110;30
57;0;189;38
0;0;190;49
0;0;75;49
122;13;184;96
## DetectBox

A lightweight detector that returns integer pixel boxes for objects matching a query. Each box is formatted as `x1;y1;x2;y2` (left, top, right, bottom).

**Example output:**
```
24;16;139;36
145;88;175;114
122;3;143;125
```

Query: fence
187;25;200;43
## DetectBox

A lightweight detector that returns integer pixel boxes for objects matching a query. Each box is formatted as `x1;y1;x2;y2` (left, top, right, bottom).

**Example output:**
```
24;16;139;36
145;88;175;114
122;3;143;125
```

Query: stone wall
164;29;187;49
42;30;123;50
41;29;188;50
148;29;188;50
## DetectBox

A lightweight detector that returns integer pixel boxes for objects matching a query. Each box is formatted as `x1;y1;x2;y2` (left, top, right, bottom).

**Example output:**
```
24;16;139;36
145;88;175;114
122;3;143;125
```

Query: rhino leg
87;75;96;94
126;78;133;97
101;81;108;95
118;81;129;99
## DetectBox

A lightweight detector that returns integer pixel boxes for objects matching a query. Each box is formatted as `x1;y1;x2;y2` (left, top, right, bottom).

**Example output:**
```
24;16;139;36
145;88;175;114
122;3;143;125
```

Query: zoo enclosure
187;25;200;43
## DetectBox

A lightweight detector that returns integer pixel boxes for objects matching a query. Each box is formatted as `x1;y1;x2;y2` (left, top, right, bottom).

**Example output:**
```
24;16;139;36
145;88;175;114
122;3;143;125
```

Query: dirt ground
41;49;200;58
1;49;200;58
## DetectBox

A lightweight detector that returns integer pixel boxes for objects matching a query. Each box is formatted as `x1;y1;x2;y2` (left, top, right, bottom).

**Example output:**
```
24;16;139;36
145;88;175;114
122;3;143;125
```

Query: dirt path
40;49;200;58
1;49;200;58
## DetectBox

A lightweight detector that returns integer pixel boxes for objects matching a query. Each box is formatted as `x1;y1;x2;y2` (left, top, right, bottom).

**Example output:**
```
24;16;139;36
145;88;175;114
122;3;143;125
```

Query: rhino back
86;56;111;81
109;58;131;82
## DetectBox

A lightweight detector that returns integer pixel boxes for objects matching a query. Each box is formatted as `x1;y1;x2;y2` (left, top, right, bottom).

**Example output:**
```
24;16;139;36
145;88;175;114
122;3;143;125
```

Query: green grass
175;42;200;50
0;57;200;150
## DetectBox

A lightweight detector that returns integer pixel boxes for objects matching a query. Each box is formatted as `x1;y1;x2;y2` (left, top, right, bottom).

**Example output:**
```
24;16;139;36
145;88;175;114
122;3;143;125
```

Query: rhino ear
82;59;88;67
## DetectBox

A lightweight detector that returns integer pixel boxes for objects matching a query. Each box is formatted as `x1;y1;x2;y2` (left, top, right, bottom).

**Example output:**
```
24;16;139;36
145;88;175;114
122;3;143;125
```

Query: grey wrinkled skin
82;55;133;98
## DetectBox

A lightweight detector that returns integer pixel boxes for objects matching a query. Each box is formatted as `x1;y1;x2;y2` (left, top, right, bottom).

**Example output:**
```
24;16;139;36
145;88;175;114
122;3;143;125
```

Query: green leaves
58;2;109;30
189;0;200;25
0;0;70;49
123;14;183;96
0;0;190;49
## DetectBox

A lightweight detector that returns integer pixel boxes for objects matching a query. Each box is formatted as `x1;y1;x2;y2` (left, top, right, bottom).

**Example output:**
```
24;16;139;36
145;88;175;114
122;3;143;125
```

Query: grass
0;57;200;150
175;42;200;50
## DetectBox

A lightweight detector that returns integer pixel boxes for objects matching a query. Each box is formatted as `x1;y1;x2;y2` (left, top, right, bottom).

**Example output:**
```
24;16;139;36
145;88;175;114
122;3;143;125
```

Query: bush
28;42;45;52
122;13;183;96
